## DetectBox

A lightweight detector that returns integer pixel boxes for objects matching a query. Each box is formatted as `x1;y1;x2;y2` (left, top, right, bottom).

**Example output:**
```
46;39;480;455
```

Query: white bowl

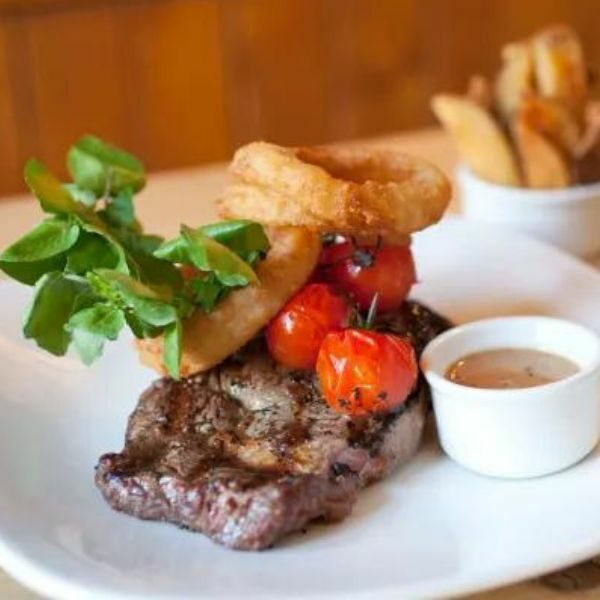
457;166;600;257
421;316;600;478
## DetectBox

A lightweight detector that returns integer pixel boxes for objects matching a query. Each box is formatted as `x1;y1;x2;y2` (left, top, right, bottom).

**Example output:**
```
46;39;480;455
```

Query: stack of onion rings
139;142;451;376
218;142;451;237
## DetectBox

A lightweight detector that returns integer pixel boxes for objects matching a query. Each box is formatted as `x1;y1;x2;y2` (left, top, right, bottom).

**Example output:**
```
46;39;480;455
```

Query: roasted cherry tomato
180;264;201;280
320;239;416;313
266;283;351;370
316;329;417;416
317;235;353;266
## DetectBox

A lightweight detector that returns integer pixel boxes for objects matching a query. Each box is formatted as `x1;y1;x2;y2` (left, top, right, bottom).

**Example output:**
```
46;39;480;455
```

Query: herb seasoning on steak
95;301;450;550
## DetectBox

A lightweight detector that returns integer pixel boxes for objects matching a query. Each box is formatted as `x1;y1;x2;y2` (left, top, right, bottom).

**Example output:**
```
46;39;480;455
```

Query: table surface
1;128;599;600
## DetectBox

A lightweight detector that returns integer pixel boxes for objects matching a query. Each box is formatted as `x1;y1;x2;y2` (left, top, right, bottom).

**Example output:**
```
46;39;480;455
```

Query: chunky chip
518;96;580;156
513;115;571;188
531;25;587;121
435;24;598;187
431;94;521;186
495;42;534;120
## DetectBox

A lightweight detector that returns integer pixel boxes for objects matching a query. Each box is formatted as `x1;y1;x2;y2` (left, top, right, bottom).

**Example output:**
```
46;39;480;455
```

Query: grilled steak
96;301;450;550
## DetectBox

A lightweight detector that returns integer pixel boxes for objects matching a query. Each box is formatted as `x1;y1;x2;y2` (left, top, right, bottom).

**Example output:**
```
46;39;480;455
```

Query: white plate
0;217;599;600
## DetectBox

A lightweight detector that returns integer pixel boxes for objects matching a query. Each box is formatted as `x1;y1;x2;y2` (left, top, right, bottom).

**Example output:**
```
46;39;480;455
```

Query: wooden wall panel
2;0;600;196
113;0;228;168
498;0;600;74
219;0;329;149
417;0;503;94
0;20;22;193
25;5;124;180
323;0;424;140
21;0;226;183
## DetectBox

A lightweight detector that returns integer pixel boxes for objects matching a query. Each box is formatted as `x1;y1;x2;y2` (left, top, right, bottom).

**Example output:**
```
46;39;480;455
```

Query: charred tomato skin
320;240;416;313
266;283;351;370
317;329;418;416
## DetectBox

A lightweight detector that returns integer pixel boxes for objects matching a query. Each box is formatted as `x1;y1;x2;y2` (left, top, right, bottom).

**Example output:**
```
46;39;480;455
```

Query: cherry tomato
266;283;351;370
180;264;201;280
320;240;416;313
307;238;348;283
317;236;353;266
316;329;417;416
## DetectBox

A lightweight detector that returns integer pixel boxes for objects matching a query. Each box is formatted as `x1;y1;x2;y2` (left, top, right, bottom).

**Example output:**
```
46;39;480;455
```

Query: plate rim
0;217;599;599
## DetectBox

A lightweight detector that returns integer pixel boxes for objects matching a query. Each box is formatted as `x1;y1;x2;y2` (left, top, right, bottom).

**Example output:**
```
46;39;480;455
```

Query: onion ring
137;226;321;376
218;142;451;236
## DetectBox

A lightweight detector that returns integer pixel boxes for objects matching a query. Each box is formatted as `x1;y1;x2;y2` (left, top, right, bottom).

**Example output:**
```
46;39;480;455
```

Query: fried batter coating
137;226;321;376
218;142;451;236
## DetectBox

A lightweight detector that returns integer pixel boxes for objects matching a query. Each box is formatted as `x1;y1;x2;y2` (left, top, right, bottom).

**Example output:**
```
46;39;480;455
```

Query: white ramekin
420;316;600;479
456;166;600;258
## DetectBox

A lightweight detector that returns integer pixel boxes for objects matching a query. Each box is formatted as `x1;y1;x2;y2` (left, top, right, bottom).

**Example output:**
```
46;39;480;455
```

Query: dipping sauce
445;348;579;389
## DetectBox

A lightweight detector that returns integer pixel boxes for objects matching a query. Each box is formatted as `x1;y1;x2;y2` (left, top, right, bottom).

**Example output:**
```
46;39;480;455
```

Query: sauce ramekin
420;316;600;478
456;166;600;258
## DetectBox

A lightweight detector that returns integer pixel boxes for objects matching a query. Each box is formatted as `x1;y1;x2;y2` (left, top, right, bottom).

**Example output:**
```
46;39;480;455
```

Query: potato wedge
495;42;534;120
467;75;493;110
513;115;571;188
531;25;587;120
137;226;321;376
431;94;521;185
519;96;580;156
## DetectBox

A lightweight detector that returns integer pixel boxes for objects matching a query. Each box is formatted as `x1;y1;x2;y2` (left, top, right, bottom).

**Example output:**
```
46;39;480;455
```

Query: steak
96;301;450;550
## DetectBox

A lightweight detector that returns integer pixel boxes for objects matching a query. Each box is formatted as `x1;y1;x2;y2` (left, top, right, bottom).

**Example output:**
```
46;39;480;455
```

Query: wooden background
1;0;600;196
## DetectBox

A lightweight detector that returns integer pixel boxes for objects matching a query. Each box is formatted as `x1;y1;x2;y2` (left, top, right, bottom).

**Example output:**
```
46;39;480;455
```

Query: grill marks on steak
96;371;363;549
96;301;451;550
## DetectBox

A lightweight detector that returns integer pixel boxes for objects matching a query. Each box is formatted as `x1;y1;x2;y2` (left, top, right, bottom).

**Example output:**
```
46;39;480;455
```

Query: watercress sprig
0;135;269;379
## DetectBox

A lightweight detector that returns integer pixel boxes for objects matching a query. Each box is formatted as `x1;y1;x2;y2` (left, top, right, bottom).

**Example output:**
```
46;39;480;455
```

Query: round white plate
0;217;599;600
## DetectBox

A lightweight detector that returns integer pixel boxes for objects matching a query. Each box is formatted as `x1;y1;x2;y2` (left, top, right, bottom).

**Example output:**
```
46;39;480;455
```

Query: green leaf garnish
1;135;269;377
25;160;87;216
185;226;259;285
88;269;177;327
154;220;270;266
163;318;182;379
99;187;136;228
0;217;79;263
119;231;163;254
63;184;97;208
187;273;226;312
23;272;96;355
116;228;182;292
152;236;189;264
199;220;270;255
75;218;129;274
67;135;145;196
0;255;67;286
67;304;125;365
66;232;121;274
0;216;80;285
124;312;162;339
